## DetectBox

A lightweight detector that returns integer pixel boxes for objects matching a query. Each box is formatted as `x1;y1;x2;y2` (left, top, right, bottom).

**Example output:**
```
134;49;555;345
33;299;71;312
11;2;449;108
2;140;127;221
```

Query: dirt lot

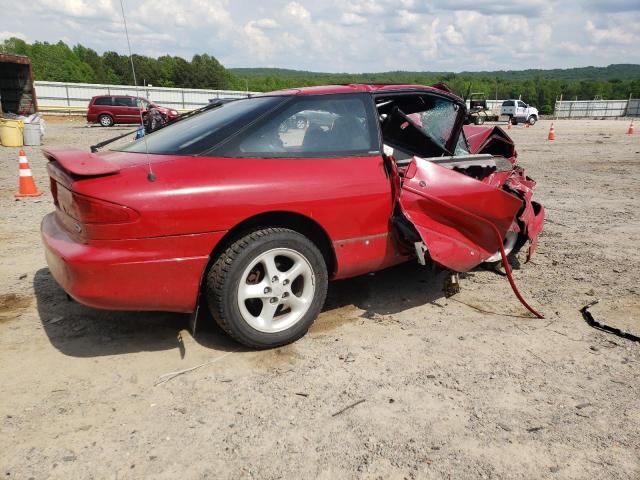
1;118;639;479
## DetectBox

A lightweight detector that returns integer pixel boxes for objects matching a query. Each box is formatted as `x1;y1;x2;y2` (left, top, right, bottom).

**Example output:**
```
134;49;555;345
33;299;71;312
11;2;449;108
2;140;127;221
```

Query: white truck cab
501;100;538;125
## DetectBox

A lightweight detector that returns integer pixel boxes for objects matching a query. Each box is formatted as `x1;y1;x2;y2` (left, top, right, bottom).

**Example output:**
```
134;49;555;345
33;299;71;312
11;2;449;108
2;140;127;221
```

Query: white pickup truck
501;100;538;125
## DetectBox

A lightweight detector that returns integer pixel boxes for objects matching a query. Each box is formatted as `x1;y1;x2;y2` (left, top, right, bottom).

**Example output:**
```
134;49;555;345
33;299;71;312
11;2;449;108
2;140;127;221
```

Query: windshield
117;96;286;155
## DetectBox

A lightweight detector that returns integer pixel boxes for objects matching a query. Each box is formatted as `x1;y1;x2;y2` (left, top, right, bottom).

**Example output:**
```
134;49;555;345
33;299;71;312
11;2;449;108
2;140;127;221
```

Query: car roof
92;95;143;99
264;83;462;101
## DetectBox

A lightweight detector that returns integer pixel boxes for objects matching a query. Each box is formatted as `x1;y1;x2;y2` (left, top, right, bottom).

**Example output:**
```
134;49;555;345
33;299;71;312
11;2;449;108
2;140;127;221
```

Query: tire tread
206;227;321;348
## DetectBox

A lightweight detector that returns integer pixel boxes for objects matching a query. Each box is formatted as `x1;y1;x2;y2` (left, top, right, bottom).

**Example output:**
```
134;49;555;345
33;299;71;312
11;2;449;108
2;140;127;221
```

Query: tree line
1;38;233;90
2;38;639;115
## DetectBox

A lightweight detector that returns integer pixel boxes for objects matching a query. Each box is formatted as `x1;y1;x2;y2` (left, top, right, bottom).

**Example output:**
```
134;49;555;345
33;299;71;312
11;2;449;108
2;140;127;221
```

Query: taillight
57;186;138;224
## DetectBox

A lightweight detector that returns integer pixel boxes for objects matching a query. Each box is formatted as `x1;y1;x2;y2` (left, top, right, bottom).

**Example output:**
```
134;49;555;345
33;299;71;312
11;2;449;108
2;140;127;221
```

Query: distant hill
2;36;637;111
231;64;640;82
230;64;640;113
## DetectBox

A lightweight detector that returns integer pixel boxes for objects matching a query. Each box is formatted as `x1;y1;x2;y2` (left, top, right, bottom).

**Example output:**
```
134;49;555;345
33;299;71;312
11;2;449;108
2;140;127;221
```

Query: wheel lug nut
270;297;278;304
272;276;279;283
264;287;271;294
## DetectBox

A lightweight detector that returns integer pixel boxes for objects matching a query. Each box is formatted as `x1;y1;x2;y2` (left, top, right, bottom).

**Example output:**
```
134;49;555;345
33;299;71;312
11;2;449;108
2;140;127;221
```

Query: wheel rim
100;116;111;126
484;231;518;263
237;248;315;333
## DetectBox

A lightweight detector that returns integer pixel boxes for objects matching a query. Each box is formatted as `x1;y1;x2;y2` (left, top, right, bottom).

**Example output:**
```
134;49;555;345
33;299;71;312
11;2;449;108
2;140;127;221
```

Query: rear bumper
41;213;225;313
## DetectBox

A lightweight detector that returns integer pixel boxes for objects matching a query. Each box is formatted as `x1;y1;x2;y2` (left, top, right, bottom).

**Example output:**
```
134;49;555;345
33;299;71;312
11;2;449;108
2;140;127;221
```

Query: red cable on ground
494;225;544;319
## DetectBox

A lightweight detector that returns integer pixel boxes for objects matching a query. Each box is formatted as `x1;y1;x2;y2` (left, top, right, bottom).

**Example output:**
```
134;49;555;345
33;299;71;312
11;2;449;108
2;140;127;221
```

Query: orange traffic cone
507;118;512;130
547;123;555;141
627;119;635;135
525;121;530;128
15;150;42;198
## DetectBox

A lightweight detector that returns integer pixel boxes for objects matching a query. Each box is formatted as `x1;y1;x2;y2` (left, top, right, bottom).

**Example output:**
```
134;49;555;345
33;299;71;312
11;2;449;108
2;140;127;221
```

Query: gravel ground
0;118;639;479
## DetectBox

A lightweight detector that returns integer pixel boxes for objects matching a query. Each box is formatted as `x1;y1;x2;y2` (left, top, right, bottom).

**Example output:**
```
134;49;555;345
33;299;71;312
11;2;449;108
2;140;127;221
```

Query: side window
216;94;378;158
114;97;135;107
94;97;111;106
137;98;150;109
502;100;514;107
518;101;526;108
376;93;462;158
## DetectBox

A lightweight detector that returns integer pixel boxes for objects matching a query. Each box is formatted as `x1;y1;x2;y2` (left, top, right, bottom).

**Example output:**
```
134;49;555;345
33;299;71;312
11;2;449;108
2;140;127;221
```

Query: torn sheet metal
399;157;523;272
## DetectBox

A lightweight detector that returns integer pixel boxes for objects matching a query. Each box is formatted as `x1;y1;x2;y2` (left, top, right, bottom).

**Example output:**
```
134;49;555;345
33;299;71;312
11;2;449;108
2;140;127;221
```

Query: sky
1;0;639;73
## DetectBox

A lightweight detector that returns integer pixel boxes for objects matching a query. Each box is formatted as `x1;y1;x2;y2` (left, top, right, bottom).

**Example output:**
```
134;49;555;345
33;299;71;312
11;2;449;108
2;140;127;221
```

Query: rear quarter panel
69;153;398;279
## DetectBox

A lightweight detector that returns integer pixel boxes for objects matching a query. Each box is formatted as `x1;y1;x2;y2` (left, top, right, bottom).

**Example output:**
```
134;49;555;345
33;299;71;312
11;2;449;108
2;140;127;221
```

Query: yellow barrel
0;119;25;147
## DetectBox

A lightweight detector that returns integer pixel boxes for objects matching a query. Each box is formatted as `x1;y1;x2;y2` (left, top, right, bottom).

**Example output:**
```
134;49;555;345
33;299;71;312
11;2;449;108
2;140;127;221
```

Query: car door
399;158;522;272
113;96;139;124
375;91;523;272
206;93;397;278
516;100;527;121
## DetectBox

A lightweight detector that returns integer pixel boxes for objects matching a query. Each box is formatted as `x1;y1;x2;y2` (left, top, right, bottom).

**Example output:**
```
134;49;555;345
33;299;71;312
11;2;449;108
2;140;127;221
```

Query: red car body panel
42;85;544;315
399;158;523;272
461;124;545;260
41;213;221;312
42;146;404;311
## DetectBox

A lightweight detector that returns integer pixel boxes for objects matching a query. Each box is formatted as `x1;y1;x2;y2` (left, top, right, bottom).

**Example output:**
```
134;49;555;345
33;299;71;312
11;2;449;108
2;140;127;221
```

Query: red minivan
86;95;179;127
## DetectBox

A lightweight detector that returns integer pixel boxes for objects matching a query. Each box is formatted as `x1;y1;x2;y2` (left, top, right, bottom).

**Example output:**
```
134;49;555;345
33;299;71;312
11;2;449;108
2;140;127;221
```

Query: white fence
33;81;640;118
35;80;257;113
554;99;639;118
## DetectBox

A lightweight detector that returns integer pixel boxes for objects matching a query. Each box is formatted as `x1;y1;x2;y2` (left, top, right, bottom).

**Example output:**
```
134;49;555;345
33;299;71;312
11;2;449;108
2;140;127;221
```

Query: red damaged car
41;84;544;348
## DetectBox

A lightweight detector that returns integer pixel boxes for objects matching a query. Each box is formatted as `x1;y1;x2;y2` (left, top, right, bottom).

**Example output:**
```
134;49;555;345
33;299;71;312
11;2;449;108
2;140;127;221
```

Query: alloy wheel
237;248;315;333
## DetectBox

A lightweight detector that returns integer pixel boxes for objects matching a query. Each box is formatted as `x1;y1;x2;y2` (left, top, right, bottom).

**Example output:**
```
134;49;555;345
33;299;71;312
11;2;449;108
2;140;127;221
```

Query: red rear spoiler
42;148;120;176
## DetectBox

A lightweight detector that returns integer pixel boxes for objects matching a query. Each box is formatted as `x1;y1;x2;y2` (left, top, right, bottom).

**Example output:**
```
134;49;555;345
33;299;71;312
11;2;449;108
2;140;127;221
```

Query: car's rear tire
205;228;328;349
98;114;114;127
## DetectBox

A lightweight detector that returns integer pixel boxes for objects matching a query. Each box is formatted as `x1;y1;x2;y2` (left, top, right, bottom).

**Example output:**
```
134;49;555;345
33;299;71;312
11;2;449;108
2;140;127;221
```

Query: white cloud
284;2;311;22
255;18;279;29
586;20;636;45
437;0;548;16
443;25;464;46
4;0;640;72
0;31;27;42
35;0;116;18
340;12;366;26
